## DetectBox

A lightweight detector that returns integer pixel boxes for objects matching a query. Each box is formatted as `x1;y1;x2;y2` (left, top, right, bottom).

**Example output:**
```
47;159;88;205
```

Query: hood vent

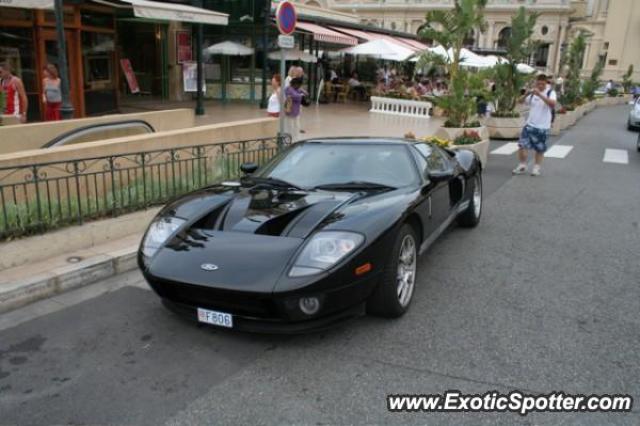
191;201;233;230
254;206;311;236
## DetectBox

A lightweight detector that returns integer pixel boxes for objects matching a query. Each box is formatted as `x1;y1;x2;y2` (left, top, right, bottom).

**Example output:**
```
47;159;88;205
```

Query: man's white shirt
525;87;556;130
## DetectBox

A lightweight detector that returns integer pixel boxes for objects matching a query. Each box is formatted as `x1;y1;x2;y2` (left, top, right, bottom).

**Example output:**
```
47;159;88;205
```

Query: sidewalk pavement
0;233;142;314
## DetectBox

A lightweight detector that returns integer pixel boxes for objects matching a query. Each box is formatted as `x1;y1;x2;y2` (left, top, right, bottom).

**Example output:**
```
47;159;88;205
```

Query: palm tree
560;31;588;108
419;0;487;84
491;7;538;117
418;0;488;127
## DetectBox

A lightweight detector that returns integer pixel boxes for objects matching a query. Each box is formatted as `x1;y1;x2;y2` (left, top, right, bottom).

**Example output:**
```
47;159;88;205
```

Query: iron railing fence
0;135;289;240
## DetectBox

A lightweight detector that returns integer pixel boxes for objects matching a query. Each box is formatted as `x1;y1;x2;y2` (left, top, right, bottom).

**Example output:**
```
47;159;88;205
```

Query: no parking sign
276;1;297;35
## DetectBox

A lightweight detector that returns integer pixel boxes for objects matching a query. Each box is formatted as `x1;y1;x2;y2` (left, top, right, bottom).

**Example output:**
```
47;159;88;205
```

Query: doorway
117;21;168;101
39;29;83;118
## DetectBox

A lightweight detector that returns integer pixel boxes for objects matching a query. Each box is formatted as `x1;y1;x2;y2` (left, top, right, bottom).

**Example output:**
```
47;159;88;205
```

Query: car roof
297;137;415;146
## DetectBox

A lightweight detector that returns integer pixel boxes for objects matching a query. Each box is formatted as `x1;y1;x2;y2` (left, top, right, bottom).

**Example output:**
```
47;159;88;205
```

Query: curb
0;247;139;314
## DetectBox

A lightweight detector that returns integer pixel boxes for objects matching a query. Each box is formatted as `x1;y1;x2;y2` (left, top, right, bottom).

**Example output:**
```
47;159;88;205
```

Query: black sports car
138;138;482;333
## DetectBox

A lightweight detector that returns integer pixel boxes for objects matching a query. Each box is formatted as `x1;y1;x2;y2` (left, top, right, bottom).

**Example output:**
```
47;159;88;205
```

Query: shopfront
1;0;227;120
0;2;117;119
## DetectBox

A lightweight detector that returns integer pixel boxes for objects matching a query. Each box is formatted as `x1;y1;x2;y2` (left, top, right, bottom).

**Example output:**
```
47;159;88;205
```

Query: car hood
209;187;355;237
145;186;366;292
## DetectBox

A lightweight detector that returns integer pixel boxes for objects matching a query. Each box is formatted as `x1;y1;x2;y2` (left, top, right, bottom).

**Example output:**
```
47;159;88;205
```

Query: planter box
450;139;490;168
565;110;577;126
485;115;524;140
551;115;564;135
435;125;490;167
434;125;490;142
369;96;432;118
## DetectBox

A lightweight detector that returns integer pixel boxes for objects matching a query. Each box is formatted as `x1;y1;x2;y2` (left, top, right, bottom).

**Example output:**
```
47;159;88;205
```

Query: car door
413;143;455;232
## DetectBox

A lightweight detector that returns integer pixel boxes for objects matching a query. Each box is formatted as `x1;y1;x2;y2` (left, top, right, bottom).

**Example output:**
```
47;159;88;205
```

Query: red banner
176;30;192;64
120;59;140;94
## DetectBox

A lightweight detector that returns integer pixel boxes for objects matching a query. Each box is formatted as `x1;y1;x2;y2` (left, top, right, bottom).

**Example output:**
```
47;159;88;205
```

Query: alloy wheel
396;234;417;307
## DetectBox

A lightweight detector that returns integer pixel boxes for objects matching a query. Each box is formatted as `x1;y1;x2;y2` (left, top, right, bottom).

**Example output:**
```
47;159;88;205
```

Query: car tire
366;223;418;318
456;174;482;228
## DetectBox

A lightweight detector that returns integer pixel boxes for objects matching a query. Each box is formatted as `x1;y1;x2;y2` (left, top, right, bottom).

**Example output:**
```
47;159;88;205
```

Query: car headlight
141;216;186;261
289;231;364;277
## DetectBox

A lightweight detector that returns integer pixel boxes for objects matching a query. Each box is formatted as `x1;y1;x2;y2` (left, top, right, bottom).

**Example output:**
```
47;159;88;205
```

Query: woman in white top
267;74;281;118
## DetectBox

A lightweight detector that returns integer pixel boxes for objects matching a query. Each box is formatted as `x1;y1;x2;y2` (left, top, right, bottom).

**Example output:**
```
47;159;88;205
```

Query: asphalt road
1;106;639;425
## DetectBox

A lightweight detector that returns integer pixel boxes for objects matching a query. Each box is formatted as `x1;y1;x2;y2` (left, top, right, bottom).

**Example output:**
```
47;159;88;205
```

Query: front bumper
162;298;366;334
143;270;382;334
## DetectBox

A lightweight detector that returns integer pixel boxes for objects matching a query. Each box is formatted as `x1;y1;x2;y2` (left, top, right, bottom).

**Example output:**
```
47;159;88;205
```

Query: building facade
570;0;640;81
309;0;639;81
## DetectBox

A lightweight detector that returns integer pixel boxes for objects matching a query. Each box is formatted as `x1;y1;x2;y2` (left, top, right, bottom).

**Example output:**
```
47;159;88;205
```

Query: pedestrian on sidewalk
0;61;28;123
284;77;306;143
267;73;281;118
42;63;62;121
513;74;557;176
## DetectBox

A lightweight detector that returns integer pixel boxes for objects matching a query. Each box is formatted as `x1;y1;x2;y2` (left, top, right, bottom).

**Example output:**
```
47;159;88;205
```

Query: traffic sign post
275;1;297;145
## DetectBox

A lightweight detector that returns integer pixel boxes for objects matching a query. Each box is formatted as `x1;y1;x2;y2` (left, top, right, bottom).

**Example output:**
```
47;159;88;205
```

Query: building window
603;42;609;50
82;32;117;115
463;30;475;48
497;27;511;49
541;26;548;36
608;59;617;66
533;43;550;67
81;9;115;29
391;22;396;31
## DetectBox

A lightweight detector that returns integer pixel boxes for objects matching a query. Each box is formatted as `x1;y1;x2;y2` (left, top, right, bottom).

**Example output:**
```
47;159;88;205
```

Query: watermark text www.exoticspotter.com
387;391;633;416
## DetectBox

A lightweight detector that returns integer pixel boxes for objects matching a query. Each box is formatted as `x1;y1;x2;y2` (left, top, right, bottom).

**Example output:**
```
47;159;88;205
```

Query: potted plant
485;7;537;140
418;0;490;162
559;31;587;121
622;65;634;101
581;59;604;114
449;129;491;164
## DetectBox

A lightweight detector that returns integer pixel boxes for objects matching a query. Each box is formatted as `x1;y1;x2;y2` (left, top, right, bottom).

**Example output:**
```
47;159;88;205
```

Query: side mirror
240;162;259;175
427;170;453;183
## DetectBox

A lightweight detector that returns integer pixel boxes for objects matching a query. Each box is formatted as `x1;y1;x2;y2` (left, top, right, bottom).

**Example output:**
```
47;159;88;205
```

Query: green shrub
490;7;537;117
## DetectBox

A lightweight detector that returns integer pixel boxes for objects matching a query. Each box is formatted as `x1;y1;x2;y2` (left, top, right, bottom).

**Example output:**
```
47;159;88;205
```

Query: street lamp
194;0;205;116
54;0;74;119
259;0;271;109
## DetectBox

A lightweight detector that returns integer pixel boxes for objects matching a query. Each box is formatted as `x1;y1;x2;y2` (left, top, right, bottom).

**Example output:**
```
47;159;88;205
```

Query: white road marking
602;149;629;164
491;142;520;155
544;145;574;159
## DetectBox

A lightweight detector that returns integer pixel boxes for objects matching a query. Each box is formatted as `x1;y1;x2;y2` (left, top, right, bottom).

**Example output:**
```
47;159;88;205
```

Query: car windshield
255;143;418;189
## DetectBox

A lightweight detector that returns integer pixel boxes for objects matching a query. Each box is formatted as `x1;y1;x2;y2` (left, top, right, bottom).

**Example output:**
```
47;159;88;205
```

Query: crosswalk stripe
491;142;520;155
544;145;574;159
603;149;628;164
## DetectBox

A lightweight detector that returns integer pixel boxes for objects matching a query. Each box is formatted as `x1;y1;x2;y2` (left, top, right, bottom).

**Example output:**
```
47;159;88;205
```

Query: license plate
197;307;233;328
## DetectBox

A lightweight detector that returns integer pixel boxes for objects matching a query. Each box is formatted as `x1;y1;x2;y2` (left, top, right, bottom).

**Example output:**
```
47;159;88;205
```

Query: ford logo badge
200;263;219;271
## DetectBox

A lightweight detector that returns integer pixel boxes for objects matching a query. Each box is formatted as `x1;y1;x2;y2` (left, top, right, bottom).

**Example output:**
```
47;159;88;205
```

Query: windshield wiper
312;181;396;191
241;176;304;190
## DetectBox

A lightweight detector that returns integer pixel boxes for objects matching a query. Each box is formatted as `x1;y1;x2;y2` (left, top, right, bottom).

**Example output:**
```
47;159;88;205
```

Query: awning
330;26;379;42
204;41;254;56
399;38;429;51
296;22;358;46
120;0;228;26
331;26;426;52
0;0;53;9
341;39;414;62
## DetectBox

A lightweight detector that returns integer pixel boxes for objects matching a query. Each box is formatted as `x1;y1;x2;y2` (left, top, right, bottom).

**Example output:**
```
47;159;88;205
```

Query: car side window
413;143;451;174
